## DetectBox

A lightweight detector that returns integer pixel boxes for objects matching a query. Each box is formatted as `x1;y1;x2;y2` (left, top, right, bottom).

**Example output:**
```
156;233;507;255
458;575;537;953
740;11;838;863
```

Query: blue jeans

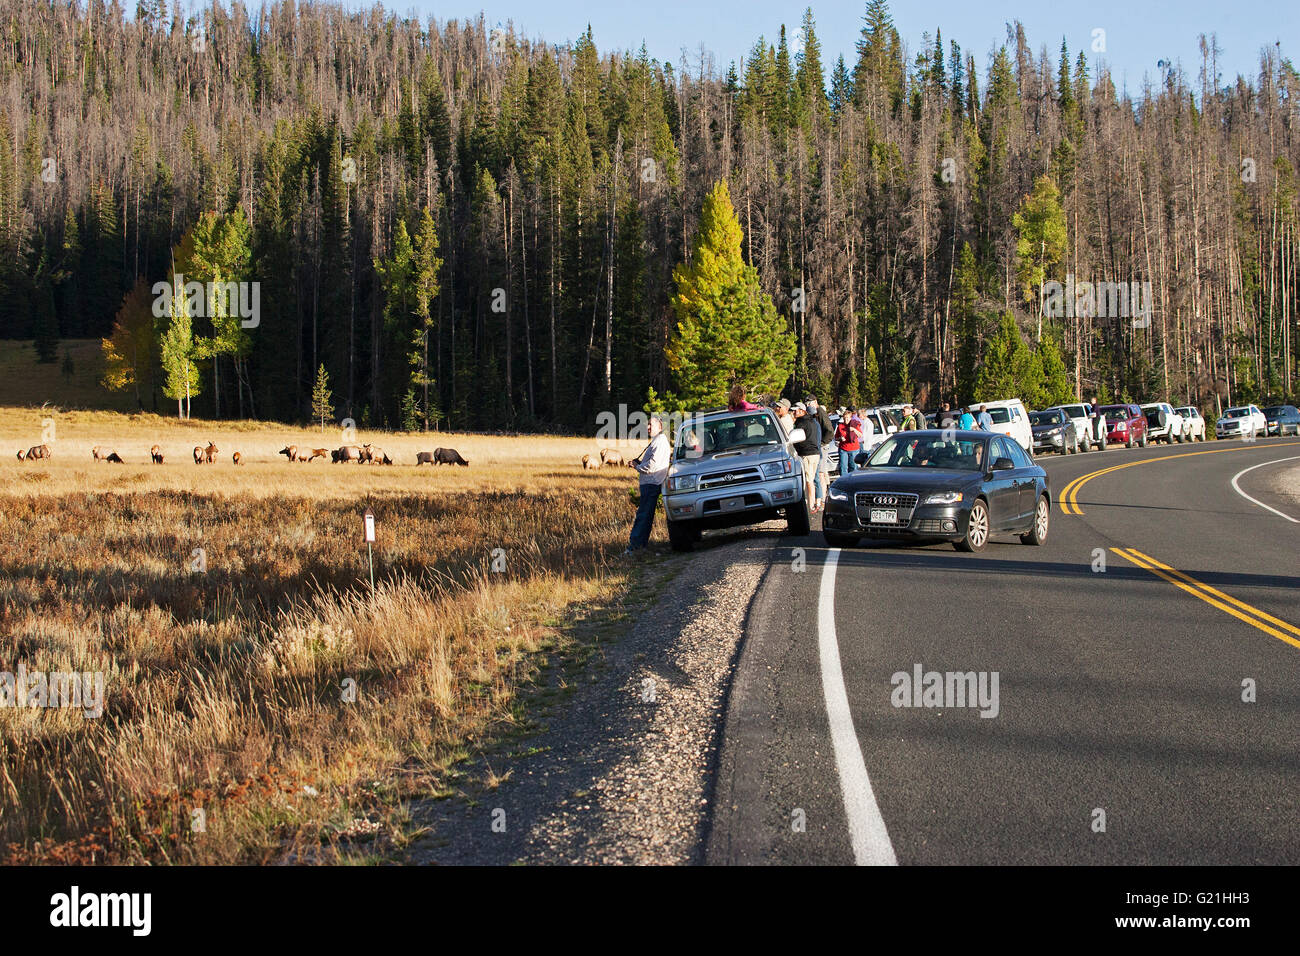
839;448;857;476
628;483;661;550
814;453;825;500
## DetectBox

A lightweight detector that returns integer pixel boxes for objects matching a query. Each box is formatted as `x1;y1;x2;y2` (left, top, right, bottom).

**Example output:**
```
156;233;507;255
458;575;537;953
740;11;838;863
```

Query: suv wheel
787;495;812;536
667;520;697;552
954;499;989;553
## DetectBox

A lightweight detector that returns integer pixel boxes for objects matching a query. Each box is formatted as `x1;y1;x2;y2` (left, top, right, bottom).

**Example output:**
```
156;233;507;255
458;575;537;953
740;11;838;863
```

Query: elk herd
13;440;471;468
582;448;633;470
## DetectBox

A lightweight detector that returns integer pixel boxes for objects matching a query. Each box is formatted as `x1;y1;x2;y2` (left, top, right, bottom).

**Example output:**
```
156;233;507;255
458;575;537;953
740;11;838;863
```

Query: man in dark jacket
808;395;834;507
792;403;822;512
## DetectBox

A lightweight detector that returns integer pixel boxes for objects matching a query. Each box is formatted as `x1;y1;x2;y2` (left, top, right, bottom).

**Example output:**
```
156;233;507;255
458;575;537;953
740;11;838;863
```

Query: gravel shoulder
1269;461;1300;507
406;524;783;865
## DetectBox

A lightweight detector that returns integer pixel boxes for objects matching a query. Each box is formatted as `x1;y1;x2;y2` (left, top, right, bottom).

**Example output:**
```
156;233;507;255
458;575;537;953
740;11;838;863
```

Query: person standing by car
835;412;862;476
959;406;975;430
976;404;994;431
808;395;833;502
774;397;795;436
938;402;958;429
792;403;823;513
626;415;670;554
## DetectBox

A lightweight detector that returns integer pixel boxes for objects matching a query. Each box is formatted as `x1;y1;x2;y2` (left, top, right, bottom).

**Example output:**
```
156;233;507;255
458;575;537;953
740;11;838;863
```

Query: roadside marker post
362;507;376;592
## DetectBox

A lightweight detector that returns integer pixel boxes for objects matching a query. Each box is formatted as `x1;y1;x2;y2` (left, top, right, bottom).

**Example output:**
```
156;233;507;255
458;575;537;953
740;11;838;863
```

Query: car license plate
721;496;744;512
870;508;897;524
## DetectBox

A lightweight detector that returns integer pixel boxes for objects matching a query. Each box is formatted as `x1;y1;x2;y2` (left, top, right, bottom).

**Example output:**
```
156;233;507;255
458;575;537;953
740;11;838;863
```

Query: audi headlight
922;491;963;505
762;459;793;478
828;488;849;501
667;474;697;493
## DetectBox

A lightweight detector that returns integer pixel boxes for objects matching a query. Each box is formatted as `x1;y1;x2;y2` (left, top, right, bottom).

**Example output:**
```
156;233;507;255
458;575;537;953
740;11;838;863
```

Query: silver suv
662;408;811;551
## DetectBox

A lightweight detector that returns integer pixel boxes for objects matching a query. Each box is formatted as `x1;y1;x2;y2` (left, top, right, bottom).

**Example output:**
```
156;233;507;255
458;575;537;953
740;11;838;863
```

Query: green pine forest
1;0;1297;430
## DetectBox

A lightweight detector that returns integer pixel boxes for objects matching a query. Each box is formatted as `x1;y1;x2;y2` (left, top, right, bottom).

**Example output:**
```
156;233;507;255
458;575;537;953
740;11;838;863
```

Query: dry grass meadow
0;405;655;863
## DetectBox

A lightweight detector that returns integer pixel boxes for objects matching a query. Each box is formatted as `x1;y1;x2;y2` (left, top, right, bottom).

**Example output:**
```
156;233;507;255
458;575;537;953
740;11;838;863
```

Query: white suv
1140;402;1186;444
1045;403;1107;452
1174;406;1206;441
1216;405;1267;440
976;399;1033;452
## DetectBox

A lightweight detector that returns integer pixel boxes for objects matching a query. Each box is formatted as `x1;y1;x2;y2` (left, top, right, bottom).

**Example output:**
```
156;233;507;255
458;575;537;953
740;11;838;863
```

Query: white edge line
817;547;898;866
1230;456;1300;524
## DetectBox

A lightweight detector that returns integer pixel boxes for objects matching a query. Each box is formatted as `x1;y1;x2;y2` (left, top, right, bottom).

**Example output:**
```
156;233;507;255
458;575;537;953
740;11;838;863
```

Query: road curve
706;437;1300;864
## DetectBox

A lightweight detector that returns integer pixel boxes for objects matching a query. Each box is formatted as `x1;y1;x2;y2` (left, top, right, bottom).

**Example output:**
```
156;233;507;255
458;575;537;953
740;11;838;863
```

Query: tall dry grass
0;407;655;863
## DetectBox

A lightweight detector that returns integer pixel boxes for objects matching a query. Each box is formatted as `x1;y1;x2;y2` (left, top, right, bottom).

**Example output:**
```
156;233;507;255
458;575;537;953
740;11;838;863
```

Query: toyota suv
662;408;812;551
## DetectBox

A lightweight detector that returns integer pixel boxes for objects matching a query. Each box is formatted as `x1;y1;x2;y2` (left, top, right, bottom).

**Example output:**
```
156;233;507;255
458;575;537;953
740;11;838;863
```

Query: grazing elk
599;449;626;467
432;447;470;466
151;445;164;464
279;445;312;462
25;444;50;461
415;451;437;466
193;445;204;464
333;445;364;463
582;454;601;470
105;452;124;463
232;452;243;465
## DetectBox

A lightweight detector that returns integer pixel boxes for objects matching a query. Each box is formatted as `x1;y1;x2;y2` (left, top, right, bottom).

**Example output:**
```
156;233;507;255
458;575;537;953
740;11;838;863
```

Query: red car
1098;403;1148;448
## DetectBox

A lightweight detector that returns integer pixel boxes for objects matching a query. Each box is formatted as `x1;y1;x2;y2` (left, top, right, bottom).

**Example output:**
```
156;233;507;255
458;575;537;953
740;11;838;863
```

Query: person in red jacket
835;413;862;476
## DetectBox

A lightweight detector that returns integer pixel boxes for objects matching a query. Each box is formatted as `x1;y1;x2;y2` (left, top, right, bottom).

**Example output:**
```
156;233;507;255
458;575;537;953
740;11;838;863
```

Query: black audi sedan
821;430;1050;552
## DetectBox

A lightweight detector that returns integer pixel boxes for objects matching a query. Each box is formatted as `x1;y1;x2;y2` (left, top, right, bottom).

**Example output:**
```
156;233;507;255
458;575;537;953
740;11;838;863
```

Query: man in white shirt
627;415;670;553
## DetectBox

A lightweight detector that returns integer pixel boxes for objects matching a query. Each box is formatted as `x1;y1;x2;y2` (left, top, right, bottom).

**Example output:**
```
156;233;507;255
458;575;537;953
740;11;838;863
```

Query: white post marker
363;507;376;590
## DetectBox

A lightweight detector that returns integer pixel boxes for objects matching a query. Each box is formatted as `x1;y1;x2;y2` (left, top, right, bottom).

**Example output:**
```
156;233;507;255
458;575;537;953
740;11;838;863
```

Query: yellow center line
1109;547;1300;651
1059;442;1300;515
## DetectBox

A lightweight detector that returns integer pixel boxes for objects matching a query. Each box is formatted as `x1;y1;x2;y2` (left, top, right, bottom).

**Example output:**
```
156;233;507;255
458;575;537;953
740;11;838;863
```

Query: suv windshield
1030;411;1064;425
987;408;1013;424
1101;406;1130;421
865;435;986;470
1224;408;1248;418
675;413;782;460
1263;406;1284;417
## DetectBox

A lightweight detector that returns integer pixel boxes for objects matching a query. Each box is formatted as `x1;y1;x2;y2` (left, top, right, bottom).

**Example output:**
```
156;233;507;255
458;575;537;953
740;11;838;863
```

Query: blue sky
400;0;1295;91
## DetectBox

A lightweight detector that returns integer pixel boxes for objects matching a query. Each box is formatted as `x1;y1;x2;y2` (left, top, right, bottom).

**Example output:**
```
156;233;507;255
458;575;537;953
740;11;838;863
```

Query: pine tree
863;346;881;405
665;181;796;409
1038;335;1073;406
311;364;334;431
1012;175;1068;311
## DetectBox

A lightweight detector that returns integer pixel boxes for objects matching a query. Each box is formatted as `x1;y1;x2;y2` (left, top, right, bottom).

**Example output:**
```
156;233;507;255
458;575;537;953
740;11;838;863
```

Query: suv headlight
922;491;963;505
828;487;849;501
762;459;793;478
667;474;697;493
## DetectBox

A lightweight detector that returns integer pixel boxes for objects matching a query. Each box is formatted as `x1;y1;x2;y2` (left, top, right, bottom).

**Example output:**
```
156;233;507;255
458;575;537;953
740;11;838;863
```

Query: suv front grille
854;492;919;527
699;466;763;491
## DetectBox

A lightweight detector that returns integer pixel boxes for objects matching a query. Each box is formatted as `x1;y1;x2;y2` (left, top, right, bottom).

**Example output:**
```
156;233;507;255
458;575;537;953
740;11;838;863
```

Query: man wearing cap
807;395;833;504
626;414;670;555
791;403;822;512
774;397;795;436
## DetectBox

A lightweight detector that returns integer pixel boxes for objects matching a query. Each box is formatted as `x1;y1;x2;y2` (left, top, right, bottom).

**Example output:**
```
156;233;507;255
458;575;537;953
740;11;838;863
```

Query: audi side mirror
993;457;1015;471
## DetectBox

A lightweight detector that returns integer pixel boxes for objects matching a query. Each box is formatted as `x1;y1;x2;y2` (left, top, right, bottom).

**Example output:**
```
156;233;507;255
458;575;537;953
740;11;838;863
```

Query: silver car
662;408;811;551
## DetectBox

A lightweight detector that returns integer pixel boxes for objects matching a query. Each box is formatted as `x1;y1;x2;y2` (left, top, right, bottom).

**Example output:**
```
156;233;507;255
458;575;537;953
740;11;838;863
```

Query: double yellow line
1110;547;1300;650
1059;442;1300;514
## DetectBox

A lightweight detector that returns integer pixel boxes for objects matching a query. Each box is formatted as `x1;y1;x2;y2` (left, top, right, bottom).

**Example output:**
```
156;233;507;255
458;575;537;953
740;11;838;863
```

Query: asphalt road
705;435;1300;864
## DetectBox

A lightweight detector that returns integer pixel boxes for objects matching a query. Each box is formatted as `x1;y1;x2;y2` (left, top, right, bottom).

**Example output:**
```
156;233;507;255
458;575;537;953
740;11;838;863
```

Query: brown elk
150;445;164;464
15;449;25;461
309;448;329;461
582;454;601;470
105;452;124;463
279;445;312;462
193;446;204;464
92;446;111;461
203;442;218;463
232;452;243;465
334;445;364;463
599;449;626;467
25;444;50;461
